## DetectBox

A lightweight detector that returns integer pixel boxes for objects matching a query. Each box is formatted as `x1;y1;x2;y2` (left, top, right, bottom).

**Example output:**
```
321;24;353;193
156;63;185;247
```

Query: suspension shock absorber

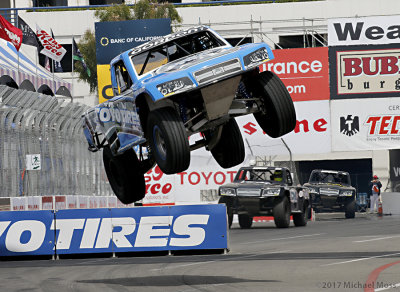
179;99;188;123
237;81;253;107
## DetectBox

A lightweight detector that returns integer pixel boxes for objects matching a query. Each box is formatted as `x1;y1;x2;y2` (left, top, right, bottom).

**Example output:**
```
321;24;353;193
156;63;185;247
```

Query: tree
74;1;182;93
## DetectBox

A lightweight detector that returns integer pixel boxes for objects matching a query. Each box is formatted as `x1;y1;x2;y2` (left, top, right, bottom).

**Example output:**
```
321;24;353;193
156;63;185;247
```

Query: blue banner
0;210;55;256
0;205;227;256
55;205;228;254
95;18;171;65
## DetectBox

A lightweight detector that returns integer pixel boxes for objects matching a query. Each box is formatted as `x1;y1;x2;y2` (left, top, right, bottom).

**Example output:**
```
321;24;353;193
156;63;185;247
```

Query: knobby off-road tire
253;71;296;138
238;214;253;229
103;146;146;204
147;107;190;174
273;196;291;228
218;196;234;229
345;200;356;219
210;119;245;169
293;203;308;227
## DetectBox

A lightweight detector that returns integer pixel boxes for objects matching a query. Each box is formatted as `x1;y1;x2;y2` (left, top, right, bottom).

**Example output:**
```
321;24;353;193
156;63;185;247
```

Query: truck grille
237;188;261;197
194;59;242;85
320;188;340;195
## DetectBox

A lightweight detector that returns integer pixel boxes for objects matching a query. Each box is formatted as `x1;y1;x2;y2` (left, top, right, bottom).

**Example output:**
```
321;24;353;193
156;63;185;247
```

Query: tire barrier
0;204;228;257
0;85;113;198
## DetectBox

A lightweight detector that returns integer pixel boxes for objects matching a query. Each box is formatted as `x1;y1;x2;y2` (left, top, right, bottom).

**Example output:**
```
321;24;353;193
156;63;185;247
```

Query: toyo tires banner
0;205;228;256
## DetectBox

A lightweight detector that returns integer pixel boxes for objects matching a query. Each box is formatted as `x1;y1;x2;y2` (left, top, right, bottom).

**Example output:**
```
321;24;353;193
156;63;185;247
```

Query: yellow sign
97;64;114;104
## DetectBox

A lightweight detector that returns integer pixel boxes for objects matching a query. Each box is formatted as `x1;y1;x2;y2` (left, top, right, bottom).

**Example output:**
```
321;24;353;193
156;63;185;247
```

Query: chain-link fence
0;86;112;198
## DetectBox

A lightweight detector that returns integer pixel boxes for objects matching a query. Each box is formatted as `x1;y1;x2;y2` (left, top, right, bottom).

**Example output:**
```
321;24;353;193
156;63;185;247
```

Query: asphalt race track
1;213;400;292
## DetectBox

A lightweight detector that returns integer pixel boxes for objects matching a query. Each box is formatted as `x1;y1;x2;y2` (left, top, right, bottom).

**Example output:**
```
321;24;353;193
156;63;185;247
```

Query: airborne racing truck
82;26;296;204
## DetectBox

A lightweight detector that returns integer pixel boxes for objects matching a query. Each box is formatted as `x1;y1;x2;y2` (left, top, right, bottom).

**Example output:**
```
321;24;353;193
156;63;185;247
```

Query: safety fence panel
0;86;113;198
0;204;228;256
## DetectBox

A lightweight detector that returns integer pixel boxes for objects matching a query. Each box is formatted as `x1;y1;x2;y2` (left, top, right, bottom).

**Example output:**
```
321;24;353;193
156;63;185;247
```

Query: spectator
369;175;382;213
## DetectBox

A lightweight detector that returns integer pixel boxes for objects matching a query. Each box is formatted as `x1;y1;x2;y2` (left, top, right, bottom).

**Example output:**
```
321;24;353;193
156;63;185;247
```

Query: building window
89;0;124;4
277;34;327;49
32;0;68;6
225;37;253;47
39;44;72;73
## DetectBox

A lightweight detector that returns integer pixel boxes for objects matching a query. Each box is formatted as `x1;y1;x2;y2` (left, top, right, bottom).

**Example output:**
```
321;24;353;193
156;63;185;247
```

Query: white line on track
321;252;400;267
375;282;400;291
150;249;292;271
239;233;325;245
353;235;400;243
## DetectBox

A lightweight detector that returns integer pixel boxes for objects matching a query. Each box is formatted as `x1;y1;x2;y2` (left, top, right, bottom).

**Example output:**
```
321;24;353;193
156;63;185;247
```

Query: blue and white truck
82;25;296;204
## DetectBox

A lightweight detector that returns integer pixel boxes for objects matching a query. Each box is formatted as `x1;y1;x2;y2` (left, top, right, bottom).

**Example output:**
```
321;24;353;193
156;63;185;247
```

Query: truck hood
221;180;280;189
155;46;241;74
304;182;355;191
135;42;272;95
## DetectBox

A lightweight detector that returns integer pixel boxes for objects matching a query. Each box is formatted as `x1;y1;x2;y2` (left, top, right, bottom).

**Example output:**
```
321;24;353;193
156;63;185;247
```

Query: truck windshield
235;169;285;183
310;171;350;186
131;31;224;76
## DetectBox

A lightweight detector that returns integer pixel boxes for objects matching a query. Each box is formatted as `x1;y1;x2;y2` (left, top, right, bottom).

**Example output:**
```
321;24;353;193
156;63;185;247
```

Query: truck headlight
157;77;194;97
243;48;270;69
219;188;236;196
262;188;281;196
340;190;353;196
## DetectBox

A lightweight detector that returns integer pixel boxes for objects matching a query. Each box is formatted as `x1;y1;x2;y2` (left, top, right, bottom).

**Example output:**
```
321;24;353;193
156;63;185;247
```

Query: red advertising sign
0;15;22;51
259;47;329;102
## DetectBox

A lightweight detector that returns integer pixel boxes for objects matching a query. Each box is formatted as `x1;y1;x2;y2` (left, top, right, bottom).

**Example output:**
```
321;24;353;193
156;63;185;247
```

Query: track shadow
77;275;279;287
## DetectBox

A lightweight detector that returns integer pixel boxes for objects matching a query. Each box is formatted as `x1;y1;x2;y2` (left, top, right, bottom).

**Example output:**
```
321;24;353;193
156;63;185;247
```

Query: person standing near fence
369;175;382;213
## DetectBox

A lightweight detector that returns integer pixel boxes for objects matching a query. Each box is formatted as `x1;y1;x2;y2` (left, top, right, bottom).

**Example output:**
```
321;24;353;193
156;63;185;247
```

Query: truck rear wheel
253;71;296;138
273;196;291;228
147;107;190;174
210;119;245;168
238;214;253;229
345;200;356;219
218;196;233;229
103;146;146;204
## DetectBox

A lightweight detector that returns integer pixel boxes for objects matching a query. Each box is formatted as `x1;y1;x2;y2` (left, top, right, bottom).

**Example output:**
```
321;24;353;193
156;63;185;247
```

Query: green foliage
94;4;134;22
74;30;98;93
75;1;182;93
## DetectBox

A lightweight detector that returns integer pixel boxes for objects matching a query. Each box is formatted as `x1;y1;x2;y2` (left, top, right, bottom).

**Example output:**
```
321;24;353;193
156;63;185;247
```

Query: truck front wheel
103;146;146;204
293;204;308;227
218;196;234;229
273;196;291;228
345;200;356;219
253;71;296;138
147;107;190;174
238;214;253;229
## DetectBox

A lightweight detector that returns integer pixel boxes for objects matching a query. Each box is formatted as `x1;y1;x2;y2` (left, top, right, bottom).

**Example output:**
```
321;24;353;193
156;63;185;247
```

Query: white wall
14;0;400;178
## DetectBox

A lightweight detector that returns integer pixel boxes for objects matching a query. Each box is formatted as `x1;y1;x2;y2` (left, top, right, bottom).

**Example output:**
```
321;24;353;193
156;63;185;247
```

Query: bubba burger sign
329;47;400;99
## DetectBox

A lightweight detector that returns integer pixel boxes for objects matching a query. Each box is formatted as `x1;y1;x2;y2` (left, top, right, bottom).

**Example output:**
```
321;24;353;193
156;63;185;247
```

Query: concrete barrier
381;192;400;215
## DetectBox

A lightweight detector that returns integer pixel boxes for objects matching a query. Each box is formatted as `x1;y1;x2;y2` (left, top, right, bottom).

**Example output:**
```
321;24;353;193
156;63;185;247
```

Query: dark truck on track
303;169;357;218
218;166;310;229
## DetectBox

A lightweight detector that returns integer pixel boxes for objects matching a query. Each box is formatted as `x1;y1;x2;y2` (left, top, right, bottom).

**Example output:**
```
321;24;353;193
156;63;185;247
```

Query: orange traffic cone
377;200;383;216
